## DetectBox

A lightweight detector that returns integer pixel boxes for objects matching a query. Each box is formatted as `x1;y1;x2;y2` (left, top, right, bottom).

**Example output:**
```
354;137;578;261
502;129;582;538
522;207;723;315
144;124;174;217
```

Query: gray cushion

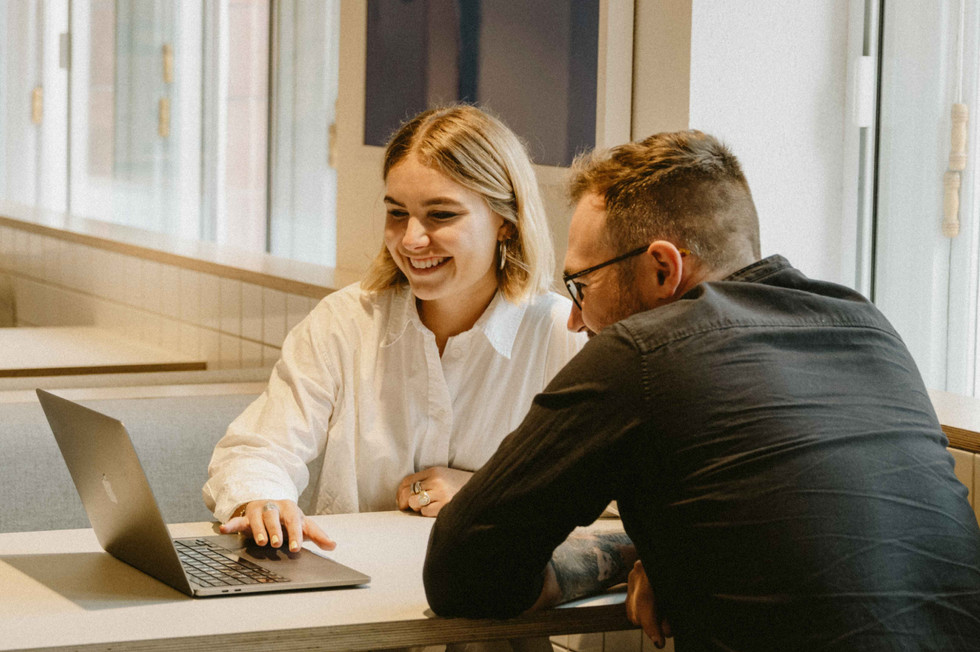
2;393;258;533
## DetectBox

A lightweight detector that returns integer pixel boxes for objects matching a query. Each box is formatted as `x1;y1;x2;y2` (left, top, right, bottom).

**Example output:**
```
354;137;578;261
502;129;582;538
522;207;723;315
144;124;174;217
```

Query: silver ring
261;502;278;513
411;481;422;495
417;490;431;507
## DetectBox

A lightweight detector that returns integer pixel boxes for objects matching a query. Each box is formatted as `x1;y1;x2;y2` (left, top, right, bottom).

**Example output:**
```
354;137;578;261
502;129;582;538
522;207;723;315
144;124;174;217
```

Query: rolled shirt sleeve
203;308;338;523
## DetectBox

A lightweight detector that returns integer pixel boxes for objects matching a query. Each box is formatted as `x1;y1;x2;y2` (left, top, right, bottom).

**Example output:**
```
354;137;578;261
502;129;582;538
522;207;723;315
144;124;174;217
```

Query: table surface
0;511;633;651
0;326;206;377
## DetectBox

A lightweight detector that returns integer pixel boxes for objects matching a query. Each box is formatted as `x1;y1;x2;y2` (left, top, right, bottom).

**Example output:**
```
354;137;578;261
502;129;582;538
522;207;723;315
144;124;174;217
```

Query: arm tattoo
548;532;637;604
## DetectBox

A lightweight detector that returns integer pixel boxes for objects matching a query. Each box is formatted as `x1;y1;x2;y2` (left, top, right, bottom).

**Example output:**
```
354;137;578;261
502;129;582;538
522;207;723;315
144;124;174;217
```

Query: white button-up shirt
203;283;586;522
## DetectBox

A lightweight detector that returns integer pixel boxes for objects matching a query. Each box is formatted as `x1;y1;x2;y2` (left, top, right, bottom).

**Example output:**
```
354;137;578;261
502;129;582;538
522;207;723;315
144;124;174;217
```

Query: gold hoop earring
498;240;508;271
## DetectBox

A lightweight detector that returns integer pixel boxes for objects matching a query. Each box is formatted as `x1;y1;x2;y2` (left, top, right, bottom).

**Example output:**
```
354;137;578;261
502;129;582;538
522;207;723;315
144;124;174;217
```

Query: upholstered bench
0;368;273;533
2;390;261;533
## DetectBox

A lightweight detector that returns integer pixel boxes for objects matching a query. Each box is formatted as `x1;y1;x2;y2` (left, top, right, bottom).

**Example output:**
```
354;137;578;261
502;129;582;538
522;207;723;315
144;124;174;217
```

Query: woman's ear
497;219;516;241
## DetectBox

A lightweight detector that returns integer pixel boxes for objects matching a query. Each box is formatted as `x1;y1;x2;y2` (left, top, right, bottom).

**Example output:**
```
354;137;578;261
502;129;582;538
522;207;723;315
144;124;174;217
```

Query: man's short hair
568;130;761;274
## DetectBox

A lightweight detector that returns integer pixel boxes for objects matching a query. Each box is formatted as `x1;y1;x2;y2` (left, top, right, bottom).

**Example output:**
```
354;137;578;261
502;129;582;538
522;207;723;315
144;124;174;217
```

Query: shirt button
452;347;462;359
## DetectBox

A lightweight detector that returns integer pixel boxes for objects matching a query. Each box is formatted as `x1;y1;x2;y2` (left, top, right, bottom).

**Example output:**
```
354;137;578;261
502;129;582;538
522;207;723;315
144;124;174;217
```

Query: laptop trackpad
198;534;370;587
240;539;302;561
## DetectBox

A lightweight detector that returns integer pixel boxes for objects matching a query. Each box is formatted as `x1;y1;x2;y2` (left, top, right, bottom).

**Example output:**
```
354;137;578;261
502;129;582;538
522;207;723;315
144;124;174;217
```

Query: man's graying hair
568;130;761;275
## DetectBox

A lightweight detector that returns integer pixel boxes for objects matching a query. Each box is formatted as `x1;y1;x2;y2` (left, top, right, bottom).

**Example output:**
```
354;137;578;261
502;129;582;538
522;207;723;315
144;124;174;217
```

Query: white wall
631;0;690;139
685;1;850;284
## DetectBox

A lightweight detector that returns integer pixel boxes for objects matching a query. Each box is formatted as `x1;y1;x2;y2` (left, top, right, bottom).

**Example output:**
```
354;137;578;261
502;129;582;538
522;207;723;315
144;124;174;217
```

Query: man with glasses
423;131;980;650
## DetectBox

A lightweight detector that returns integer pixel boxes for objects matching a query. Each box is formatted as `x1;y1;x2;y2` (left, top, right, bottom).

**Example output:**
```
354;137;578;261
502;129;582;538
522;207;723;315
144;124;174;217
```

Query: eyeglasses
562;244;690;309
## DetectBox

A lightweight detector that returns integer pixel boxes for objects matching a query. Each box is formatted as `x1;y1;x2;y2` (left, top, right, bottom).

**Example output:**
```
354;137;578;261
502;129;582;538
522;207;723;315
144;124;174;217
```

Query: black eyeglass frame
562;244;690;309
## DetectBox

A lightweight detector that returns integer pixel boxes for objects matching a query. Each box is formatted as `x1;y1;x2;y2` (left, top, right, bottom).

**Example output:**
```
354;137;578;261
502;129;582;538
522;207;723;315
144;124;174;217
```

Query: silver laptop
36;389;370;597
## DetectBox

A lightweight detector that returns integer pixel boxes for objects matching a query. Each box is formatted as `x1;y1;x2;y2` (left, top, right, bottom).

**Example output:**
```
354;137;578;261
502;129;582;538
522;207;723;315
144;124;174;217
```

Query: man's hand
396;467;473;517
626;560;672;649
219;499;335;552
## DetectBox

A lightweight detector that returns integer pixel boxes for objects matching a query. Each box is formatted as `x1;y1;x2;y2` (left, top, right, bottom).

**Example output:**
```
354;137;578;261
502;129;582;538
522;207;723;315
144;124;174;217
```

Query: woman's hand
396;467;473;517
626;559;672;649
219;499;336;552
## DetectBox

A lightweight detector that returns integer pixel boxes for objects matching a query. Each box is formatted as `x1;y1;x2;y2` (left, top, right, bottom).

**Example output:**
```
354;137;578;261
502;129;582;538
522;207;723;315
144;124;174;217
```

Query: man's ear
643;241;686;300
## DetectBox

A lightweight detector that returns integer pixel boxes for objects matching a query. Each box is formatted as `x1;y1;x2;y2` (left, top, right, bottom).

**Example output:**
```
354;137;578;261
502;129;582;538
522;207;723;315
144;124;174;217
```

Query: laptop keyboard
175;539;290;587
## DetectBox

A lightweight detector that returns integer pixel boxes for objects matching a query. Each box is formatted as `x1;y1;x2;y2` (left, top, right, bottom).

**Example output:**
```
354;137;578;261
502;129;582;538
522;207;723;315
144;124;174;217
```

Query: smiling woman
382;156;505;350
364;106;554;299
203;105;587;570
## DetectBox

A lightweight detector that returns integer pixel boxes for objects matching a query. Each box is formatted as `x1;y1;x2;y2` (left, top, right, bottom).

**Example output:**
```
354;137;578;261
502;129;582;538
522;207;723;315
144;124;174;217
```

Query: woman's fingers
398;469;433;511
279;502;305;551
396;477;420;509
406;490;442;517
303;519;336;551
231;500;285;547
218;514;248;535
399;467;473;516
220;499;334;551
259;501;284;547
277;503;336;551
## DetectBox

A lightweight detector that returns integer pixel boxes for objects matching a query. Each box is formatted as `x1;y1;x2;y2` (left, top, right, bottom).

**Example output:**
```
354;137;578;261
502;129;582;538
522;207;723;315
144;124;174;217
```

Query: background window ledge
0;202;358;298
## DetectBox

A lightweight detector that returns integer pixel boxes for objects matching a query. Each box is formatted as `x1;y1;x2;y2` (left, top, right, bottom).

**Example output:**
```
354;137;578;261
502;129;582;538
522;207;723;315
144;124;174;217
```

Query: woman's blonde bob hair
361;105;554;302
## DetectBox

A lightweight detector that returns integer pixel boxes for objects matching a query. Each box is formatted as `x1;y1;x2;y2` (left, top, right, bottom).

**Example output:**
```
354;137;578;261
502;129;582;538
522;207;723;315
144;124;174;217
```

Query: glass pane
267;0;340;266
70;0;201;238
363;0;598;168
0;0;69;212
873;1;980;394
70;0;279;253
213;0;270;251
5;0;340;268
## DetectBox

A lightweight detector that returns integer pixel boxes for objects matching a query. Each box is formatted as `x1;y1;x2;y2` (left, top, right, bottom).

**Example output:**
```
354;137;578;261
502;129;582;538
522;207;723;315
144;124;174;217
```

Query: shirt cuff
208;481;300;523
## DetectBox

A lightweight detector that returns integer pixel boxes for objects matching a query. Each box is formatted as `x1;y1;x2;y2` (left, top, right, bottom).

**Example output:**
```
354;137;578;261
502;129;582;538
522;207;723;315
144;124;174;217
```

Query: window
2;0;631;278
870;0;980;395
0;0;340;267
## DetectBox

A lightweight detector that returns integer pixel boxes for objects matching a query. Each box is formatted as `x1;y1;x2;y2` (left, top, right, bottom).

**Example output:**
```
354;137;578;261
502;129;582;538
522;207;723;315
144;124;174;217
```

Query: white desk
0;326;206;377
0;511;633;651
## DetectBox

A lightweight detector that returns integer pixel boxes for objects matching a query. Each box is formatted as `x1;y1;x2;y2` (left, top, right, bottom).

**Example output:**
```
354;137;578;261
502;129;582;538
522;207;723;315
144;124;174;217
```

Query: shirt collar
381;284;422;347
380;284;526;359
471;291;525;359
724;254;792;283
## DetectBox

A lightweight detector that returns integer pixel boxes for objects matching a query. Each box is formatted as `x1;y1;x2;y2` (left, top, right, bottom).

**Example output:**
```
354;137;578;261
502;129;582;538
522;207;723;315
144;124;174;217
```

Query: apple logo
101;473;119;504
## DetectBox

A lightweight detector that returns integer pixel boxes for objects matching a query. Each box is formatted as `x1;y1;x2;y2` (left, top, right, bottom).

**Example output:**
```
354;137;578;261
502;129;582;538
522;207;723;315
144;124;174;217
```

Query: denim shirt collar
724;255;793;284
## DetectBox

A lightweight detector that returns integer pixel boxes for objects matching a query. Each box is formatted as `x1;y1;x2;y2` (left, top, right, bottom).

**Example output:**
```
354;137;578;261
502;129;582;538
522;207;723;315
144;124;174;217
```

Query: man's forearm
528;532;637;612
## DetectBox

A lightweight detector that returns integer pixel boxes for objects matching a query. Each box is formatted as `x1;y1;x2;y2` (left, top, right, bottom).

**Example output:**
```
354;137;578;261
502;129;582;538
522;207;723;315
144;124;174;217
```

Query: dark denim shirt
425;255;980;651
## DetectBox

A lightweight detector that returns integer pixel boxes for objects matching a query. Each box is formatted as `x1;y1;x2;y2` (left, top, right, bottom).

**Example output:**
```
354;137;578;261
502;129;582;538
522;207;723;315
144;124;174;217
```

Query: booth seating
5;377;979;535
0;368;275;533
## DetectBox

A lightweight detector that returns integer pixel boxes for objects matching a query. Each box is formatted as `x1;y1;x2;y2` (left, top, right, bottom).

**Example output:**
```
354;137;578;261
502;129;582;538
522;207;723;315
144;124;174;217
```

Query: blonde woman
203;106;585;552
